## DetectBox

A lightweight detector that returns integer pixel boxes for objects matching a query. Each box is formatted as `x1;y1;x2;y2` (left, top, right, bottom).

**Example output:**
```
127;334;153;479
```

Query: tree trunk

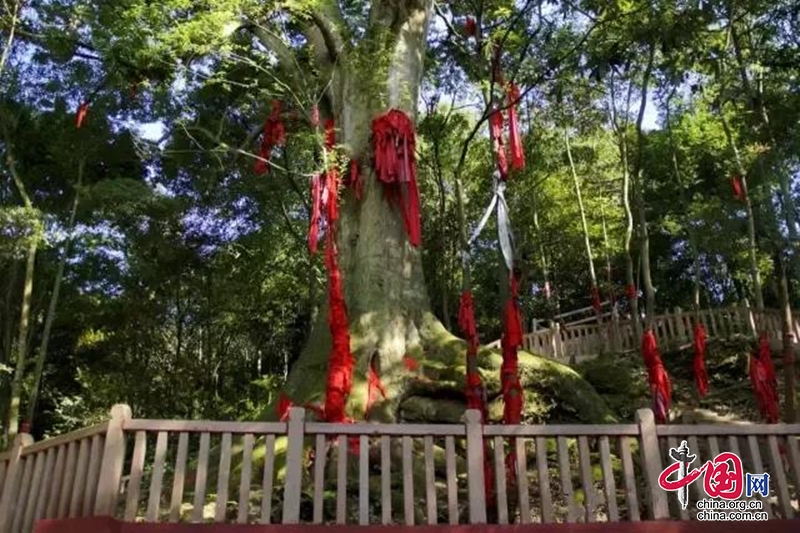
719;112;764;310
4;140;38;443
776;255;796;422
26;160;83;426
564;128;599;321
283;0;437;421
609;72;640;338
275;1;617;428
632;43;656;324
6;238;36;443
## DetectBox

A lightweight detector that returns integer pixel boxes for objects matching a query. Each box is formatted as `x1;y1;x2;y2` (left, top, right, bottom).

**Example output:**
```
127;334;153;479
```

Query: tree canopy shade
1;0;800;441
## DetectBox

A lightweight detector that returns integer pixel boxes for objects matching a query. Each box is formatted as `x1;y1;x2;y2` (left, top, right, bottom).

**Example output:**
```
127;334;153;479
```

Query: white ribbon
465;171;516;272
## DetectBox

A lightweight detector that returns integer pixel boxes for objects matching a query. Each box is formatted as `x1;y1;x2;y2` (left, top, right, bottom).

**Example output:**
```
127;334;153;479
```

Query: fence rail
492;305;799;363
1;406;799;532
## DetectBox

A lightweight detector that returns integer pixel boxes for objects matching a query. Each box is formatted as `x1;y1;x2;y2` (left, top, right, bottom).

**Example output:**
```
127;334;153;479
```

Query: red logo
658;441;744;500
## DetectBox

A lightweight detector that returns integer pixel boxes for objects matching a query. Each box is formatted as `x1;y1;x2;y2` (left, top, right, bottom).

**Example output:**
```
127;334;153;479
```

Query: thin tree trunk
665;91;702;314
719;112;764;310
4;140;38;443
632;43;656;325
531;185;551;308
609;71;640;338
776;254;796;422
0;0;22;80
564;128;599;322
26;160;84;425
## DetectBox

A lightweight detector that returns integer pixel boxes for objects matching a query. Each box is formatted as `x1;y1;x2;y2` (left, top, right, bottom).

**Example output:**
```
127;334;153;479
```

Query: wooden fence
1;406;798;531
490;305;798;363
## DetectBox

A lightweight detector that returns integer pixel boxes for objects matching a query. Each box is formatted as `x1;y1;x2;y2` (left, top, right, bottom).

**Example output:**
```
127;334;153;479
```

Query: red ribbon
464;17;477;36
76;102;89;129
506;84;525;172
489;109;509;180
308;175;322;254
403;355;419;372
276;393;293;422
254;100;286;175
365;358;389;419
348;159;364;201
626;283;637;300
730;174;746;201
692;322;710;397
591;286;602;313
750;333;778;423
641;329;672;424
372;109;422;247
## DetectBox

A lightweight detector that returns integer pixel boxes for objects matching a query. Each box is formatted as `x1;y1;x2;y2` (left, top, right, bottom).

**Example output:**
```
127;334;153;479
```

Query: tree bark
3;140;38;443
776;255;796;422
609;72;640;338
632;43;656;325
26;160;84;425
283;0;437;421
564;128;599;321
719;112;764;310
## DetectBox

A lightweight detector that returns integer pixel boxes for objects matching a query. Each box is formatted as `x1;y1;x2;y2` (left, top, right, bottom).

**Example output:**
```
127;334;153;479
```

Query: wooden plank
657;424;800;436
34;448;56;522
56;441;78;518
445;436;458;525
22;452;45;532
215;432;232;522
83;435;103;516
237;433;254;524
747;436;773;519
305;423;465;437
124;433;147;521
191;432;211;523
727;436;742;460
687;437;703;502
599;436;619;522
69;438;90;517
313;434;326;524
381;435;392;525
578;436;597;522
259;434;276;524
21;422;109;456
494;436;508;524
282;408;305;525
619;437;639;521
536;437;554;523
337;436;348;524
516;437;530;523
484;425;640;437
636;409;668;520
707;436;720;459
0;460;5;491
557;436;577;523
402;435;414;525
667;437;688;521
423;436;436;525
767;436;793;519
146;431;169;522
47;444;66;519
125;419;286;434
786;437;800;511
359;435;369;526
11;456;34;533
169;432;189;523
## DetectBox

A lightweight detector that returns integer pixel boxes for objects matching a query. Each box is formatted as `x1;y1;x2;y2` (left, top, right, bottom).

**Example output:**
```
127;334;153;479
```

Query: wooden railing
1;406;798;531
491;305;799;363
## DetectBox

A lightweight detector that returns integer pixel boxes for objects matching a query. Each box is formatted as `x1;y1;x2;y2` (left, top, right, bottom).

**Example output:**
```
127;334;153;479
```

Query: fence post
282;407;306;524
635;408;669;520
740;299;756;338
673;307;686;343
0;433;34;533
94;404;131;517
465;409;487;524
